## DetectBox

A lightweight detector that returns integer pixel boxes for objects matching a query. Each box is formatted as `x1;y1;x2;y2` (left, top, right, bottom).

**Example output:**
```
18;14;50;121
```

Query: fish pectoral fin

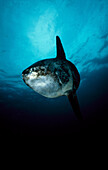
68;92;83;120
56;36;66;60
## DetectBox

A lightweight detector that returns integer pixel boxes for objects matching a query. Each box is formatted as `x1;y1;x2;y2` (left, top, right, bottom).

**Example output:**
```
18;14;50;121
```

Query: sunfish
22;36;82;120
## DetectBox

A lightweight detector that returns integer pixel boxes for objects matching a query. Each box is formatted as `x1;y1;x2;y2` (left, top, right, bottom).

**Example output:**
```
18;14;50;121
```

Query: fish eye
32;67;37;71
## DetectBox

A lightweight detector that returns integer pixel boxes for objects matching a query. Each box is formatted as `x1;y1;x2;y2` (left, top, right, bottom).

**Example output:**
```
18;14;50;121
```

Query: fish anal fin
68;92;83;120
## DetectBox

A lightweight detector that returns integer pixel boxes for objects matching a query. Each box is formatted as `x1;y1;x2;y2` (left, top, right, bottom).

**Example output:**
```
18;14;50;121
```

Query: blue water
0;0;108;136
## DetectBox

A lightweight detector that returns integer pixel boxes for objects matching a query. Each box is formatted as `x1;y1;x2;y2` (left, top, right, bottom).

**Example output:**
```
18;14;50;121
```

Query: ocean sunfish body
22;36;82;120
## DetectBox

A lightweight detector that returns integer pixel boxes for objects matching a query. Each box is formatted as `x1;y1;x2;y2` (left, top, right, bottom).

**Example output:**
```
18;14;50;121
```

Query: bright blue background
0;0;108;135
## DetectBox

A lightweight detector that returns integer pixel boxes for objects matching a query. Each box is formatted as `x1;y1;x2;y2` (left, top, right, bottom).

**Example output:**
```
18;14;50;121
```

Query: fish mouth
22;73;29;83
22;74;26;83
22;72;24;79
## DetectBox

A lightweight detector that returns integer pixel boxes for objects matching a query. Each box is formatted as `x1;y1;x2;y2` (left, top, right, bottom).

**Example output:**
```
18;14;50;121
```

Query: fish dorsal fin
56;36;66;60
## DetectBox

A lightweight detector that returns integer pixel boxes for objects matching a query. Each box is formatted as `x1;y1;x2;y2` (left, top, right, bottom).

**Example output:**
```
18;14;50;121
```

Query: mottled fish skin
22;58;80;98
22;36;81;119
